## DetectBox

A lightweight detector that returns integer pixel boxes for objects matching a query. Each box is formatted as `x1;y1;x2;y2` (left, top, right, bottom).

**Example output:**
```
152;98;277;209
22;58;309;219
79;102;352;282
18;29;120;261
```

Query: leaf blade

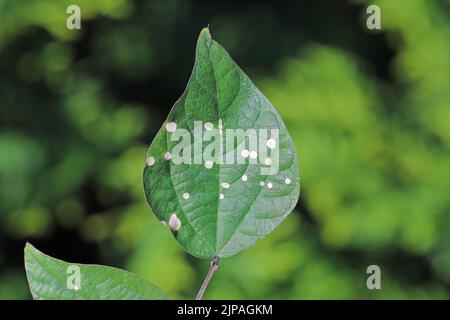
143;28;300;258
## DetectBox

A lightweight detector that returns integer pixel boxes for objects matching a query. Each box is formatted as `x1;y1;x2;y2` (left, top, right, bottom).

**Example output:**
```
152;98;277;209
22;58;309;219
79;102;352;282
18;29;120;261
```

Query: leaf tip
24;242;43;266
24;241;33;256
201;25;210;34
23;242;38;299
199;26;212;44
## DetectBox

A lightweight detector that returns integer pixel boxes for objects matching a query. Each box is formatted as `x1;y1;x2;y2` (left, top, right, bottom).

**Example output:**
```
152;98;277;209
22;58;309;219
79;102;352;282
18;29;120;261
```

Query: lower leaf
24;243;167;300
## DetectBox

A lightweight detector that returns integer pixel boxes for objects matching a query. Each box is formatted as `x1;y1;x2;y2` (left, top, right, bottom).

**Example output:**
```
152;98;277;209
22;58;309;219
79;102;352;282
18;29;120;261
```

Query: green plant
24;28;300;300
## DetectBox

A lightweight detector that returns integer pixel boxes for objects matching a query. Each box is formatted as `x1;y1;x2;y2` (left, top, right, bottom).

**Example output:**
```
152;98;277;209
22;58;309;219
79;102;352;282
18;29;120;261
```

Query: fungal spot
219;193;224;200
260;181;265;186
242;174;248;182
264;158;272;165
204;122;213;131
267;182;273;189
169;213;181;231
205;160;213;169
241;149;249;158
249;151;258;159
221;182;230;189
164;151;172;160
183;192;190;200
161;221;167;226
285;178;291;185
166;122;177;132
267;138;276;149
218;118;223;135
146;156;155;166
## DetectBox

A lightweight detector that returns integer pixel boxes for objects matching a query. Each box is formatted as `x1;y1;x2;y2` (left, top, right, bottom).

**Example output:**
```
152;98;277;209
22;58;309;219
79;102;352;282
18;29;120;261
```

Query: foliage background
0;0;449;299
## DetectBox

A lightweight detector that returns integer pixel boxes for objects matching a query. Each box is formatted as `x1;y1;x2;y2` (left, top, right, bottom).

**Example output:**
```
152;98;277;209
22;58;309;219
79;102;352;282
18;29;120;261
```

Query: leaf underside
24;243;167;300
143;28;300;259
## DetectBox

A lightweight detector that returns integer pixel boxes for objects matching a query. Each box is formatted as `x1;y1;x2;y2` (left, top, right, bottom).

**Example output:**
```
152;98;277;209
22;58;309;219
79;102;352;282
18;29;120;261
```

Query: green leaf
24;243;167;300
143;28;300;259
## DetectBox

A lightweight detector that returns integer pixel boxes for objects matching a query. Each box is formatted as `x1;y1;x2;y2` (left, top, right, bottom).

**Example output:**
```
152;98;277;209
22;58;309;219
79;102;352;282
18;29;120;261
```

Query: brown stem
195;256;220;300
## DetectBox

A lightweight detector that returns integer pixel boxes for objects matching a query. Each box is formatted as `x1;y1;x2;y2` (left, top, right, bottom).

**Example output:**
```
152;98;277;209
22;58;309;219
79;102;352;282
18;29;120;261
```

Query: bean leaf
24;243;167;300
143;28;300;259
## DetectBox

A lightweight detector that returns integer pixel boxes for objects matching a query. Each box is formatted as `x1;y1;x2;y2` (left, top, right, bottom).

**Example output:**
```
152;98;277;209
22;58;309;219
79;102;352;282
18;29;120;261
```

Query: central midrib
203;38;221;256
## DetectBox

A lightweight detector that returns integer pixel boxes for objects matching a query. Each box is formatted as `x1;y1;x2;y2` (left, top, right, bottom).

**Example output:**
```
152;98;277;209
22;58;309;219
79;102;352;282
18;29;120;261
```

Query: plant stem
195;256;220;300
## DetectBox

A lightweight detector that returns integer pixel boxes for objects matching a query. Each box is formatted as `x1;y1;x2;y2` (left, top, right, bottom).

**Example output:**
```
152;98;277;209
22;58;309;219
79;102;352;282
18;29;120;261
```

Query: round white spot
166;122;177;132
204;122;213;131
241;174;248;182
164;151;172;160
249;151;258;159
74;286;79;291
267;182;273;189
219;193;224;200
241;149;249;158
146;156;155;166
221;182;230;189
183;192;190;200
285;178;292;185
169;213;181;231
267;138;276;149
205;160;213;169
264;158;272;165
260;181;265;186
161;221;167;226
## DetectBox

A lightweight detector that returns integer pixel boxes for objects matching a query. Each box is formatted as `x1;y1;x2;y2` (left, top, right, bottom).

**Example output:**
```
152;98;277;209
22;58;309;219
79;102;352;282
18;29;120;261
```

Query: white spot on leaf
264;158;272;165
219;193;224;200
221;182;230;189
285;178;291;185
267;138;276;149
169;213;181;231
249;151;257;159
260;181;265;186
205;160;213;169
166;122;177;132
204;122;213;131
241;149;249;158
242;174;248;182
218;118;223;134
183;192;190;200
267;182;273;189
164;151;172;160
146;156;155;166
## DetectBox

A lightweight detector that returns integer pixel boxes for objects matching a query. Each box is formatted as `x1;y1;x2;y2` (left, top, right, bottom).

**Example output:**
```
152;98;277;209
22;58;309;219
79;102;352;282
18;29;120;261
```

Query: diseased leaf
143;28;300;259
24;243;167;300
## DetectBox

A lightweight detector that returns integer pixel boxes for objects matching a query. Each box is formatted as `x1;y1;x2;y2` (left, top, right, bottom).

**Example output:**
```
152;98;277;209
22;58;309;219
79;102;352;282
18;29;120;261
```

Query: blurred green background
0;0;449;299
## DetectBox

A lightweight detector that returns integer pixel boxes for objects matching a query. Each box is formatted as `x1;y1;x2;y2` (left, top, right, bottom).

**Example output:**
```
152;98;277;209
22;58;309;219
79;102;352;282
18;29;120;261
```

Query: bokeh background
1;0;449;299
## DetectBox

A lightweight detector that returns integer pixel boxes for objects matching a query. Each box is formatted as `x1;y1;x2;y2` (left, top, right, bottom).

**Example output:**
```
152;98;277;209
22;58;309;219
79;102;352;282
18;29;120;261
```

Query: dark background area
0;0;449;299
